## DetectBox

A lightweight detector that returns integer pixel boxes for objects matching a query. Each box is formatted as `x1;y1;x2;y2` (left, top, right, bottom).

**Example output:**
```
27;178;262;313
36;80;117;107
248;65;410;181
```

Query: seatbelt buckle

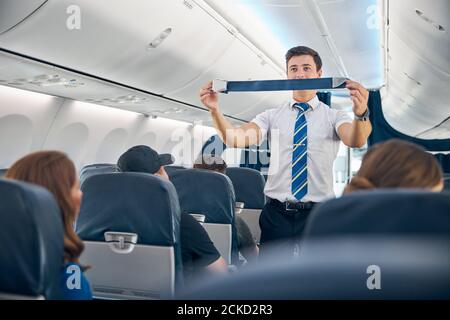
212;79;228;94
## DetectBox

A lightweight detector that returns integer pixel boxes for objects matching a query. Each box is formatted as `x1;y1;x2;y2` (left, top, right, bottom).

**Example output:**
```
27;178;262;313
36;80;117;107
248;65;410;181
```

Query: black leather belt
268;198;317;211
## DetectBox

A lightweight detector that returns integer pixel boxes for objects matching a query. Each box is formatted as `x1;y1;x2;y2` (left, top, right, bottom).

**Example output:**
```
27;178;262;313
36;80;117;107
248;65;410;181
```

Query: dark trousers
259;199;312;255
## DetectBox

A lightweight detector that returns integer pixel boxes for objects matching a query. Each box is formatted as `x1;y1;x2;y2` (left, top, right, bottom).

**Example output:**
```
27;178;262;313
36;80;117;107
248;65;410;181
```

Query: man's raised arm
199;81;261;148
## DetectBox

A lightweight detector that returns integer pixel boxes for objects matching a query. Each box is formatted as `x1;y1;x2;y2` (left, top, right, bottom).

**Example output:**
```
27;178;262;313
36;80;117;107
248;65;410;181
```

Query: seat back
303;189;450;239
168;169;238;264
164;165;186;176
76;173;182;299
0;168;7;178
0;179;64;300
183;237;450;299
226;167;265;209
443;174;450;191
202;223;232;264
79;163;119;187
81;241;175;299
226;167;266;243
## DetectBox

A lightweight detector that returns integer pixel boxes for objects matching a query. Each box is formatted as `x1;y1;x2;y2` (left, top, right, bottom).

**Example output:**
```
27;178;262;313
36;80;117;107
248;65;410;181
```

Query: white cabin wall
0;85;218;171
0;85;63;168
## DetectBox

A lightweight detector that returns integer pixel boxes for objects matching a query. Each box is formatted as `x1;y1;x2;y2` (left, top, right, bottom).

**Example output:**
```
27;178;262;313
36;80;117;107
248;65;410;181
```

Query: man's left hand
346;80;369;116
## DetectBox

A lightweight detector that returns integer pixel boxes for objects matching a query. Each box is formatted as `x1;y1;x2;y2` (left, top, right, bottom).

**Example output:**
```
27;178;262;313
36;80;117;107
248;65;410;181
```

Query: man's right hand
199;81;219;113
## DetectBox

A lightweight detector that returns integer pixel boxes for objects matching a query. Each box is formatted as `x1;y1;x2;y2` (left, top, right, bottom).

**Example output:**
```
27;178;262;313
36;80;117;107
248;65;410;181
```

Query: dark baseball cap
117;145;174;174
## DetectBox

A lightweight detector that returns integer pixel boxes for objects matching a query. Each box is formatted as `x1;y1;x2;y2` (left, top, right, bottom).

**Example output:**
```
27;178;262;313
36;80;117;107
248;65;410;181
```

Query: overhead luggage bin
0;0;47;34
0;0;234;95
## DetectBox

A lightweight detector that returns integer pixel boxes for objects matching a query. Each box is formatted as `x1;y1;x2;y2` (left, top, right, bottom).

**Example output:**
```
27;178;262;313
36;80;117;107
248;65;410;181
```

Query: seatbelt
212;77;348;93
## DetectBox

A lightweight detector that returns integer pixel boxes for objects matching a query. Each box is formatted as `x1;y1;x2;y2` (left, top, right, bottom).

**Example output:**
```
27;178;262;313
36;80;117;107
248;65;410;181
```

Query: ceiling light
148;28;172;49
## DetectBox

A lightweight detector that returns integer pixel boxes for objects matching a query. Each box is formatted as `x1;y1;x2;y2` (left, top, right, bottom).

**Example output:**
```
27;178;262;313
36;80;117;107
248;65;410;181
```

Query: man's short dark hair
285;46;322;71
193;154;227;174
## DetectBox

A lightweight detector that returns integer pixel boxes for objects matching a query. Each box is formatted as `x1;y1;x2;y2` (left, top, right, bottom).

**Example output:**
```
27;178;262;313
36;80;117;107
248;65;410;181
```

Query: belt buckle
285;202;299;211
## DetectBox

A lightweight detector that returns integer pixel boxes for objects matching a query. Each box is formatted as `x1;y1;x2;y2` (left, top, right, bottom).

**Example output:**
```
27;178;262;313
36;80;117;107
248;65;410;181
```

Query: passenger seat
79;163;119;187
226;167;266;243
168;168;238;265
303;189;450;239
0;179;64;299
76;172;182;299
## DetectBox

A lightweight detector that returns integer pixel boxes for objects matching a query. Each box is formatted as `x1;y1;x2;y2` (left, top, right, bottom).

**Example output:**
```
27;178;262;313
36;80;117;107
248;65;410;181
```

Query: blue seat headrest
79;164;119;187
226;167;265;209
76;173;181;246
183;237;450;299
304;189;450;239
168;169;235;224
0;179;64;299
0;168;8;178
164;165;186;176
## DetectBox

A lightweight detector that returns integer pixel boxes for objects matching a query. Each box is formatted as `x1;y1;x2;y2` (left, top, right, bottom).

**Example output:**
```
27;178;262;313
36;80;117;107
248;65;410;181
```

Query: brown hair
193;154;227;174
6;151;85;264
344;139;443;194
285;46;322;71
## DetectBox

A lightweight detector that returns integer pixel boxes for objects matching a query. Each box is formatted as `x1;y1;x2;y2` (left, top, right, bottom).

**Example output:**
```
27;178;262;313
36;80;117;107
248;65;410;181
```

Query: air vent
1;74;84;88
415;9;446;32
85;95;148;105
160;107;186;114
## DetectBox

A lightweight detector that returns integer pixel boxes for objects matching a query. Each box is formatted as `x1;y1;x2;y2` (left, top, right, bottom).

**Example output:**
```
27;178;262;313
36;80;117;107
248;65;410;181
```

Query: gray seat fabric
303;189;450;239
182;237;450;299
164;165;186;176
226;167;265;209
76;172;183;283
79;163;119;187
0;179;64;299
168;168;239;264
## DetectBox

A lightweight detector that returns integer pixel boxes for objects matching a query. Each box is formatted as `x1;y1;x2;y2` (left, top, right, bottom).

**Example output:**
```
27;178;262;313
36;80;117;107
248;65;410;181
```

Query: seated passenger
117;145;228;283
193;154;259;263
344;139;444;193
6;151;92;300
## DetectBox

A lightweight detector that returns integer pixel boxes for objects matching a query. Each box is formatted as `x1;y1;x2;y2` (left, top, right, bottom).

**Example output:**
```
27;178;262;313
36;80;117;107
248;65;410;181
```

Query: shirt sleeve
250;109;271;144
334;110;353;134
181;213;221;268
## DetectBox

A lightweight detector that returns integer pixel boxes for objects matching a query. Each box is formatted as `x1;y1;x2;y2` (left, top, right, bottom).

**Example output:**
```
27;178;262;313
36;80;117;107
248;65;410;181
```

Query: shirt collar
289;95;320;111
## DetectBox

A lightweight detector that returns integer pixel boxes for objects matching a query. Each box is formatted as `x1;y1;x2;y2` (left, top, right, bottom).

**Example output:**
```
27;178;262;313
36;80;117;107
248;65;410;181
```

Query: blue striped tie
292;103;309;200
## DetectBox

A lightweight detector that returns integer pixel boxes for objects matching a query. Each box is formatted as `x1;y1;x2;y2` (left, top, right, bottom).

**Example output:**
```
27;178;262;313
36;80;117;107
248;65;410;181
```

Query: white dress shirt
251;95;352;203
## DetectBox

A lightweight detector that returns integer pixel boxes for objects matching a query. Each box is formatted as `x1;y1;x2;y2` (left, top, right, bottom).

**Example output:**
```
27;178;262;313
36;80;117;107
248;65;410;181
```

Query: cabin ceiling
0;0;448;139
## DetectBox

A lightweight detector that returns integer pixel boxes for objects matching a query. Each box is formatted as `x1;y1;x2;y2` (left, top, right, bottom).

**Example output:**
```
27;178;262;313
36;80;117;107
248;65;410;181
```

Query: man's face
155;166;169;181
287;55;322;79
